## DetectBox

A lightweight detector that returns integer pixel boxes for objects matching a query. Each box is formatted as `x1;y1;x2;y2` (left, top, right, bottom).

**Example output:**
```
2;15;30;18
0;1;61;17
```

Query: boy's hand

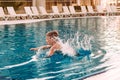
44;55;51;58
46;51;52;58
30;48;38;51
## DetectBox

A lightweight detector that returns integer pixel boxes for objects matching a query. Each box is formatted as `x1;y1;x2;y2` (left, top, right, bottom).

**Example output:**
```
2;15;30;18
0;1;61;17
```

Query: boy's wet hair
46;30;59;37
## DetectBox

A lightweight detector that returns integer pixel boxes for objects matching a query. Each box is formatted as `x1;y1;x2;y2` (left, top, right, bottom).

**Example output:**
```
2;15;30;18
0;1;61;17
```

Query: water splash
32;32;94;61
61;41;76;57
32;48;43;61
55;32;94;57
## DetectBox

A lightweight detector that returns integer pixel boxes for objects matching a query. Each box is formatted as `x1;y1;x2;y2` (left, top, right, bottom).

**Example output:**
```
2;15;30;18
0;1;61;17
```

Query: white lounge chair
96;5;106;16
0;7;7;20
52;6;63;18
7;7;27;20
106;5;113;16
87;6;97;16
24;6;39;19
31;6;40;19
62;6;71;17
110;5;120;16
81;6;87;16
39;6;53;19
69;6;85;17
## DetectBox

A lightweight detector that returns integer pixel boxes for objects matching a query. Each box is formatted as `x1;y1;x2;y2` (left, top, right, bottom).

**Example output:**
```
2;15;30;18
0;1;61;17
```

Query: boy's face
46;36;54;45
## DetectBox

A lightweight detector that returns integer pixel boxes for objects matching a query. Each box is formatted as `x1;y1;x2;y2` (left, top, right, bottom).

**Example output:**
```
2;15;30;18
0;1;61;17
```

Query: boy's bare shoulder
53;42;61;49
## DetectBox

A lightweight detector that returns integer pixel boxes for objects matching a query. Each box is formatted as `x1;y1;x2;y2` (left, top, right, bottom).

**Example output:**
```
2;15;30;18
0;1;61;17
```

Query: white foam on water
0;59;33;70
27;76;55;80
0;50;42;70
32;47;43;61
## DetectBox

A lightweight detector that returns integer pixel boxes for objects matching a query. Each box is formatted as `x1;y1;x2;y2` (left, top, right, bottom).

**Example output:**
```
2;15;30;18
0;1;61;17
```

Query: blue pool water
0;17;120;80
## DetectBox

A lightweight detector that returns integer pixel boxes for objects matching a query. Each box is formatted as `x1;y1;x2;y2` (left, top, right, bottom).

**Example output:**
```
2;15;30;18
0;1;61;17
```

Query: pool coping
0;16;119;26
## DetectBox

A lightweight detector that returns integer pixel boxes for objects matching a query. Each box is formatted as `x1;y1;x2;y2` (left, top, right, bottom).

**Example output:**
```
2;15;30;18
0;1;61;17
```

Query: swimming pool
0;17;120;80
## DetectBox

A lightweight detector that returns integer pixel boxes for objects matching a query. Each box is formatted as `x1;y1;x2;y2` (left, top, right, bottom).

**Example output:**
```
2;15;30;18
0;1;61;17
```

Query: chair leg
21;16;27;20
39;15;49;19
0;17;5;21
7;17;16;20
16;16;21;20
32;15;40;19
26;15;32;19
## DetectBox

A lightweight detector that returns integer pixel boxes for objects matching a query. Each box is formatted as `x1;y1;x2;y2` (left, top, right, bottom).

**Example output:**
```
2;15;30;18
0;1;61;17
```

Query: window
0;0;32;13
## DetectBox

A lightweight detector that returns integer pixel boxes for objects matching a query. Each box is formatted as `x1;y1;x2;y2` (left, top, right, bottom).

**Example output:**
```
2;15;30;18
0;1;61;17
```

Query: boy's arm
46;46;56;57
41;45;51;49
30;45;51;51
46;43;61;57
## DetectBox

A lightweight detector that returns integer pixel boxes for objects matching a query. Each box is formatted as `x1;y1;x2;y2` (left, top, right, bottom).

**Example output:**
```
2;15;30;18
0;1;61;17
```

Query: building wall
0;0;120;14
36;0;104;12
0;0;32;14
36;0;45;8
45;0;72;12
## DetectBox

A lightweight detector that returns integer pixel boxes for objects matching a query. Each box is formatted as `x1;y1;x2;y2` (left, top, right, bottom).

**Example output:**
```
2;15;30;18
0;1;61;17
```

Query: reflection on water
0;17;120;80
85;17;120;80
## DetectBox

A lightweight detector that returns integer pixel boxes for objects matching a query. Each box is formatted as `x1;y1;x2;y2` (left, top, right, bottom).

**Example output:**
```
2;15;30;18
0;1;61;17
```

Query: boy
30;30;62;57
